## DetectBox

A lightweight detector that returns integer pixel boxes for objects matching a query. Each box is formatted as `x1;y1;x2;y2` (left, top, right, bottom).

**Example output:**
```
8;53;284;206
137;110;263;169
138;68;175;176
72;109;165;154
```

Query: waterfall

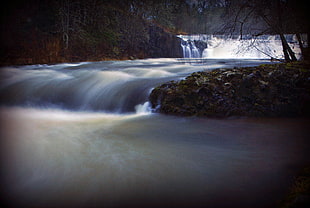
178;34;305;59
0;59;208;114
181;39;201;58
0;63;163;113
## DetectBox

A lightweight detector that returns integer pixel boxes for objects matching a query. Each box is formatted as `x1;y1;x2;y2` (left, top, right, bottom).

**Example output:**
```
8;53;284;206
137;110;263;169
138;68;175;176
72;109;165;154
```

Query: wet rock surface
149;62;310;117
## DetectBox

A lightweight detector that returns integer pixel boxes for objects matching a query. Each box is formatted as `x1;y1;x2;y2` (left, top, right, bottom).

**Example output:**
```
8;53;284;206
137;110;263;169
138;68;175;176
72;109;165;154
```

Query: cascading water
178;34;305;59
181;40;201;58
1;59;309;208
0;59;273;114
0;60;181;113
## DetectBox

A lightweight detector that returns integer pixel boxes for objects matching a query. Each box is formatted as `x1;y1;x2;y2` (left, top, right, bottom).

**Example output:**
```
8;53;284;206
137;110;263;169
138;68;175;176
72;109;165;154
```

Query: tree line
1;0;308;65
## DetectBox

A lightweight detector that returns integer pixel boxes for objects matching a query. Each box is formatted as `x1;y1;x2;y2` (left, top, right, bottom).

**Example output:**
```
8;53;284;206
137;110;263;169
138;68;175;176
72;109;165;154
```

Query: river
0;59;309;208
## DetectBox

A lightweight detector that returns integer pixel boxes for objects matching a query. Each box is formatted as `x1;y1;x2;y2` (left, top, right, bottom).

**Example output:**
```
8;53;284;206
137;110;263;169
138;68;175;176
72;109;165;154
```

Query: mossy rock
149;61;310;117
280;167;310;208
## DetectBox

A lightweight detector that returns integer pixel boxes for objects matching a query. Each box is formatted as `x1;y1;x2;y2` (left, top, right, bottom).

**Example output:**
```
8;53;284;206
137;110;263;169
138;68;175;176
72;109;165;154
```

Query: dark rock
280;167;310;208
149;61;310;117
148;25;183;58
194;40;208;57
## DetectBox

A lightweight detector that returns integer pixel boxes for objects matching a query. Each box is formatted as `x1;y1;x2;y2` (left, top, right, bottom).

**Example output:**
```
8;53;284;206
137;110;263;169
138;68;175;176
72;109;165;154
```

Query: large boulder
149;62;310;117
148;25;183;58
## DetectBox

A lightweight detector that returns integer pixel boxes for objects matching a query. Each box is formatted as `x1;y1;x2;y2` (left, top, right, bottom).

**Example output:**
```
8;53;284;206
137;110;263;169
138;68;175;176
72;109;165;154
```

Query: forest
1;0;309;65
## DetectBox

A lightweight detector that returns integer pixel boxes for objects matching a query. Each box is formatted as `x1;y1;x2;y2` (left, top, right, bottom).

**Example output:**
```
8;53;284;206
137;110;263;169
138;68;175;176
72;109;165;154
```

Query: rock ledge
149;62;310;117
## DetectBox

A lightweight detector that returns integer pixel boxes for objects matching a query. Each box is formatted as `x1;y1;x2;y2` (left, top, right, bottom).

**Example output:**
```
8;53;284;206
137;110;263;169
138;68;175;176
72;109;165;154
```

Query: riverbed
0;59;309;208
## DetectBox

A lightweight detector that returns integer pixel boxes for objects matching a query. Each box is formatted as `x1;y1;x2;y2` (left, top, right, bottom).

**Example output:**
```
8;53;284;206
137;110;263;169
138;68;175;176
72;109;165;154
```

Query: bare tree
221;0;305;61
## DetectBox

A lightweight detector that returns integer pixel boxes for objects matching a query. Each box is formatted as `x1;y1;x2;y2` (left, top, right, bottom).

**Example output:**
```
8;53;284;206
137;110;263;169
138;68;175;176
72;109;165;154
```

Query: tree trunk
279;33;297;62
280;34;291;61
296;33;305;60
276;0;297;62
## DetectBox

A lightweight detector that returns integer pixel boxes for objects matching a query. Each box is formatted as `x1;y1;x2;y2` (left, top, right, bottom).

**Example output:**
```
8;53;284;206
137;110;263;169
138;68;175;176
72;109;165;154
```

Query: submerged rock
149;62;310;117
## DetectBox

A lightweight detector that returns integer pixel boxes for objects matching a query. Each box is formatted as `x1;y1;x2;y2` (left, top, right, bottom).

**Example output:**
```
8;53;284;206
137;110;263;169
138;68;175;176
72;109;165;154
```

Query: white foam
178;34;303;59
135;101;151;115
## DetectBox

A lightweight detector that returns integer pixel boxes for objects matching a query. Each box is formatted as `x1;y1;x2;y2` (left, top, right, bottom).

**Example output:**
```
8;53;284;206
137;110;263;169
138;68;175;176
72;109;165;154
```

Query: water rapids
0;59;309;208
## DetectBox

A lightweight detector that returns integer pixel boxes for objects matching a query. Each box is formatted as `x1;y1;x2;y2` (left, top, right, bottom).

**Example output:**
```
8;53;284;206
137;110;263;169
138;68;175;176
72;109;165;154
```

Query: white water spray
135;101;151;115
178;34;305;59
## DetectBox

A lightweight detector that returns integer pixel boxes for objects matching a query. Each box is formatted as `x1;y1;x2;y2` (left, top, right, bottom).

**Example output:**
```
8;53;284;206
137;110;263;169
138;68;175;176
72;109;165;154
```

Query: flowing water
0;59;309;208
178;34;305;59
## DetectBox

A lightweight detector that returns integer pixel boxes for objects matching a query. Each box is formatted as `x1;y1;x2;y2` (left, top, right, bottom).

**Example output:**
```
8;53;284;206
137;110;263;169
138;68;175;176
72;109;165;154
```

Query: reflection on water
1;107;309;208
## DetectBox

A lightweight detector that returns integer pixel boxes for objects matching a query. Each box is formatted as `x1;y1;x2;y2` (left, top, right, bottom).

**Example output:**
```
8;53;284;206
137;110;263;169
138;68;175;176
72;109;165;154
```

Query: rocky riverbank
149;61;310;117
